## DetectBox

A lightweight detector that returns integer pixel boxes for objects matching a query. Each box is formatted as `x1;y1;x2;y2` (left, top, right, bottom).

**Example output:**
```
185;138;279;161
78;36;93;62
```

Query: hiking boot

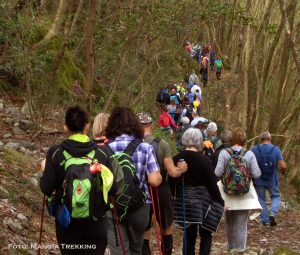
269;214;277;226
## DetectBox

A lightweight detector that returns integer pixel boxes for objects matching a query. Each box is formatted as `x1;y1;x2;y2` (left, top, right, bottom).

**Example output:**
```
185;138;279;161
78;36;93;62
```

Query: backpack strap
61;150;96;168
150;137;161;160
268;145;276;155
257;144;276;155
225;147;234;156
225;147;247;157
124;138;143;157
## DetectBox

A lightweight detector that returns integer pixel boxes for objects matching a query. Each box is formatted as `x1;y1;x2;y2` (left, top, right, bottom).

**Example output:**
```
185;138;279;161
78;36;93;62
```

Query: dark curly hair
105;107;144;139
65;106;89;133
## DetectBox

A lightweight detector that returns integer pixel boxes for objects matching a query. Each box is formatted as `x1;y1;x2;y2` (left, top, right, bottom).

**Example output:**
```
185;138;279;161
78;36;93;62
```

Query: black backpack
156;89;169;104
102;139;147;221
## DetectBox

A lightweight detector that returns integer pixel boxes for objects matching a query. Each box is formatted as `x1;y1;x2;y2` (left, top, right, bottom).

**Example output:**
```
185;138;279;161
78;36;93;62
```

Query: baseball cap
191;117;208;127
137;112;153;124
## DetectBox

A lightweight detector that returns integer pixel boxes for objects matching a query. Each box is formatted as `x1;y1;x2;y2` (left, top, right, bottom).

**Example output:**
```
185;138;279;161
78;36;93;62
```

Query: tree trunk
269;0;297;134
278;0;300;71
69;0;84;36
34;0;68;47
84;0;98;106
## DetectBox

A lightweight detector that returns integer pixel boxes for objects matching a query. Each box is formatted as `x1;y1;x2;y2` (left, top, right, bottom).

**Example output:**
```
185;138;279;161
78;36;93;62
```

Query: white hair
180;117;190;125
182;128;203;149
207;122;217;133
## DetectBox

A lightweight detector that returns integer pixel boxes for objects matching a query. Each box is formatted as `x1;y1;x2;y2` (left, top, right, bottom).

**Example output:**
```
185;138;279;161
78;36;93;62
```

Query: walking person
214;127;261;253
92;112;110;145
251;132;287;226
214;56;223;80
211;129;232;169
171;128;224;255
104;107;162;255
158;105;177;134
137;113;188;255
40;106;114;255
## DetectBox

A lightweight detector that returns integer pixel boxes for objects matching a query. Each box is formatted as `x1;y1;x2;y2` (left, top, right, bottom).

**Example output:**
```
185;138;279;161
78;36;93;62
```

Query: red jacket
158;112;177;129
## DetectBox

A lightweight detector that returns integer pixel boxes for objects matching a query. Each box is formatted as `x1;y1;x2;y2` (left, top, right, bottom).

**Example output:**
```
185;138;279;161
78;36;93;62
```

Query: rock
244;250;258;255
19;119;34;130
3;132;12;138
17;213;27;222
21;101;35;116
4;142;21;150
7;106;20;115
42;147;49;153
13;126;27;135
0;141;4;147
259;238;268;242
0;198;8;205
0;185;9;199
33;172;42;179
0;102;3;112
6;218;23;232
20;141;36;150
4;117;13;125
29;177;38;187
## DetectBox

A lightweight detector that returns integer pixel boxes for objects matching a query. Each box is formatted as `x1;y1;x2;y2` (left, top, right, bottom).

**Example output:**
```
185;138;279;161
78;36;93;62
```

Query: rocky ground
0;96;299;255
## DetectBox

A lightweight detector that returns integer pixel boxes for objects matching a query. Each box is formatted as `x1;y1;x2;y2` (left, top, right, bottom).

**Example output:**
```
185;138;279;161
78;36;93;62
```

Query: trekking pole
155;186;166;254
38;195;46;255
150;186;163;255
110;197;126;255
182;177;187;255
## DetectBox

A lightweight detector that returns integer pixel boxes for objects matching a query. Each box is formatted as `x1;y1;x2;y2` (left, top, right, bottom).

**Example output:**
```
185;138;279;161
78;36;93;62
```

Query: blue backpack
256;145;276;180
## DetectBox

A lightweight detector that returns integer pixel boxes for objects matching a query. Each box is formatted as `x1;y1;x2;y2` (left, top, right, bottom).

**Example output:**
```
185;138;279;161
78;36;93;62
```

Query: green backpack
60;150;111;221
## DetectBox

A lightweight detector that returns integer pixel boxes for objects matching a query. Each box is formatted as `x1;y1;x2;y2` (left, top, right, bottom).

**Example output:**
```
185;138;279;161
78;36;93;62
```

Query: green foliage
273;247;298;255
2;149;36;173
57;50;85;91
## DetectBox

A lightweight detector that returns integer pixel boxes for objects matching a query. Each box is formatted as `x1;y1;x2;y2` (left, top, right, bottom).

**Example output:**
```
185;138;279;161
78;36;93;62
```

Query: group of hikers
184;41;223;83
156;73;203;133
39;102;287;255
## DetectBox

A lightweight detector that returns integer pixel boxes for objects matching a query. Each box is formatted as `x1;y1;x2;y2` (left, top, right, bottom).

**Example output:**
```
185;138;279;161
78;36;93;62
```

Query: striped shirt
108;134;160;203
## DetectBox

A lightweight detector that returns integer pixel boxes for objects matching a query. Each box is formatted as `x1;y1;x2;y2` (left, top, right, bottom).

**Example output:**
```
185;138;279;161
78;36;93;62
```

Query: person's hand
224;205;229;211
177;160;188;174
281;168;288;175
40;159;46;172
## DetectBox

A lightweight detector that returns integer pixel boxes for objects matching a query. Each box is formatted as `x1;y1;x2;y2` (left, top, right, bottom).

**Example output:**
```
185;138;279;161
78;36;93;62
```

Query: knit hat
207;122;217;133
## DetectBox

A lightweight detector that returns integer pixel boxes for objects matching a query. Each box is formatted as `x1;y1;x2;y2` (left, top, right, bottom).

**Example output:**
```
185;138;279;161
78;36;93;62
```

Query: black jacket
173;185;224;233
171;150;224;232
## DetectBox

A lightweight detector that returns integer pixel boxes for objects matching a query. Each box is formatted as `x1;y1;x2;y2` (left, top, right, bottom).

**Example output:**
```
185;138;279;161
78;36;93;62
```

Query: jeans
255;185;280;224
184;224;212;255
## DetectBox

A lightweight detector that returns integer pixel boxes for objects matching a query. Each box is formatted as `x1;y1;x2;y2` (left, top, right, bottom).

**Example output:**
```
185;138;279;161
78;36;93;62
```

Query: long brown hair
105;107;144;139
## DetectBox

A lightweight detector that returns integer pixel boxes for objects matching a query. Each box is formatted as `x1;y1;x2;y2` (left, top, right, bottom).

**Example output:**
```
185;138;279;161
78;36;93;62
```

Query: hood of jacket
60;134;97;157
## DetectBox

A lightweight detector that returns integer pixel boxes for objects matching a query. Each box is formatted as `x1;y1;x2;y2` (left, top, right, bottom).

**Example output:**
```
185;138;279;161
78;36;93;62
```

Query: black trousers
56;218;107;255
184;224;212;255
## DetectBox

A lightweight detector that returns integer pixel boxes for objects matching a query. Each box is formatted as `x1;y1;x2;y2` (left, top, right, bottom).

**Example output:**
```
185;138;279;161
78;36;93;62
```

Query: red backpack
159;113;170;127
